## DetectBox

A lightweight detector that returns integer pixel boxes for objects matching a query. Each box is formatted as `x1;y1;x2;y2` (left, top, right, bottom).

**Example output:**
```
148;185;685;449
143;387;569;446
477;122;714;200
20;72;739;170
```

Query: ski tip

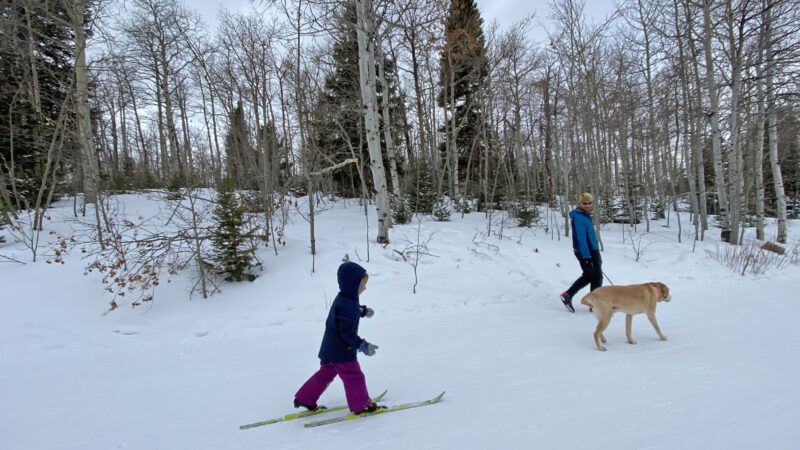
240;417;282;429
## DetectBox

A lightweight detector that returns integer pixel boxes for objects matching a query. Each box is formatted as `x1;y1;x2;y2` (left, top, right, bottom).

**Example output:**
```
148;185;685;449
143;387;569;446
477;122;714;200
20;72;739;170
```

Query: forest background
2;0;799;292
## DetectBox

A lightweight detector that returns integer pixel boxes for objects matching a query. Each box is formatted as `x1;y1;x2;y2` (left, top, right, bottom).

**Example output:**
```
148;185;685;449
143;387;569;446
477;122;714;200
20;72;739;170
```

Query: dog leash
602;270;614;286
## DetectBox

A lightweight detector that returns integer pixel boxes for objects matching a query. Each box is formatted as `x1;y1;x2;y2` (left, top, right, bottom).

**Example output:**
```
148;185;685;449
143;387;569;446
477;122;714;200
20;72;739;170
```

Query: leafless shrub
471;228;500;259
50;189;267;311
706;240;800;276
51;192;204;310
624;228;654;262
394;217;438;294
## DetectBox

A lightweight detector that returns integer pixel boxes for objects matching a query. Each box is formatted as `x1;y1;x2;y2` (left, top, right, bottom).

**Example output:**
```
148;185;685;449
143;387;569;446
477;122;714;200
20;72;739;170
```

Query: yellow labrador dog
580;282;671;351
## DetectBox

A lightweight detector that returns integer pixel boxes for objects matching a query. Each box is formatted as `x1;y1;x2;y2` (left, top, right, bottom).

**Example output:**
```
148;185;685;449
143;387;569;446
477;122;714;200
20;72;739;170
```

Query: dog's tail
580;293;595;308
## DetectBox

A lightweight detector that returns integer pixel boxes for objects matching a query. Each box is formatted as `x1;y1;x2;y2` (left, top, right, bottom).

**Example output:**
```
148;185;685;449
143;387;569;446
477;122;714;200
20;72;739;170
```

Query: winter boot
294;398;325;412
355;402;386;415
560;292;575;313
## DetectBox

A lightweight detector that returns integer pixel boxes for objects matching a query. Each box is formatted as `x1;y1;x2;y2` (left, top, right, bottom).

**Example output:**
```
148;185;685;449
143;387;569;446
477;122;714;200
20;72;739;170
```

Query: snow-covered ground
1;193;798;449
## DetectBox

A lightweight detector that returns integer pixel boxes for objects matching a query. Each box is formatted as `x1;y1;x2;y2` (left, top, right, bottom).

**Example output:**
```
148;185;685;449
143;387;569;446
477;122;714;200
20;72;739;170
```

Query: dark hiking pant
565;250;602;299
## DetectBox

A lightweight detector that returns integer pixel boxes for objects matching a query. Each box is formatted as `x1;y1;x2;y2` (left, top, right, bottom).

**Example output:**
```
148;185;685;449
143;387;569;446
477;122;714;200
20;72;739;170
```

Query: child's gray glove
358;340;378;356
360;305;374;318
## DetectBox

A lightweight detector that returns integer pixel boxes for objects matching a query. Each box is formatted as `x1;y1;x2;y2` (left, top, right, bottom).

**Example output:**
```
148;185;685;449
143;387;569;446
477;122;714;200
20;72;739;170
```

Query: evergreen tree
257;120;285;188
432;198;452;222
224;101;258;190
438;0;489;188
391;195;413;225
512;201;538;228
312;1;404;197
406;159;437;214
0;1;75;208
210;179;259;282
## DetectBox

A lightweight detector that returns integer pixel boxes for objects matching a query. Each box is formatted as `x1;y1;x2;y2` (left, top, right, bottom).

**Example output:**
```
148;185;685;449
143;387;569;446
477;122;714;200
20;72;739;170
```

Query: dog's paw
659;335;668;341
628;338;637;345
598;345;607;351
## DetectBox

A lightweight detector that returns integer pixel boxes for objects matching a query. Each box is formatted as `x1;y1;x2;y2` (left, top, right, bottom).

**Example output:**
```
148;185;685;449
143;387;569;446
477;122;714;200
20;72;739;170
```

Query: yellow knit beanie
579;192;593;203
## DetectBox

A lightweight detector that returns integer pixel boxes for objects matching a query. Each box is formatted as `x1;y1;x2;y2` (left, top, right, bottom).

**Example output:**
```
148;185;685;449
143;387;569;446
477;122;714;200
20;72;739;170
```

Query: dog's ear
657;282;669;299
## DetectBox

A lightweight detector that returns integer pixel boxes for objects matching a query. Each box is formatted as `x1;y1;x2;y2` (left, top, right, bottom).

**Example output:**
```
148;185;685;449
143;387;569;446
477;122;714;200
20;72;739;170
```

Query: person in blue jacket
294;261;384;414
560;192;602;312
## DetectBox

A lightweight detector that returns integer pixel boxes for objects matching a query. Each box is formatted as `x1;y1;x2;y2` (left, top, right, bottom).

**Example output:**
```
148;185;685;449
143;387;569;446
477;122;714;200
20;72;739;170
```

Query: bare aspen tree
70;0;100;205
294;0;317;257
355;0;391;243
495;20;537;203
183;33;222;182
720;0;756;245
215;9;284;201
195;65;222;182
123;0;203;183
549;0;584;234
670;0;701;240
684;0;710;236
273;0;338;264
175;81;195;181
754;15;767;240
375;38;401;199
443;51;458;199
702;0;731;242
394;0;442;169
661;88;682;242
115;55;154;180
549;0;612;235
625;0;661;232
763;0;787;243
537;58;560;202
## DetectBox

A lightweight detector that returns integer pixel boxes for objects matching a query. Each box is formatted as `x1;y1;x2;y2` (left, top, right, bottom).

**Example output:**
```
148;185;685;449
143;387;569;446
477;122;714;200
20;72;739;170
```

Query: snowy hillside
1;193;799;449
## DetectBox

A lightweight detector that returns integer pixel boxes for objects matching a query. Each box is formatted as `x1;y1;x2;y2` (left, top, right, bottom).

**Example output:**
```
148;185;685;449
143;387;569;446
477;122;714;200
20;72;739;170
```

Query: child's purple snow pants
295;360;371;412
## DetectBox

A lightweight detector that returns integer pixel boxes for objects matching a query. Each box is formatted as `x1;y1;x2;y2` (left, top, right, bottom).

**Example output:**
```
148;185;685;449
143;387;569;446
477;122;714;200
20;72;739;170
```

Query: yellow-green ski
304;391;445;428
240;389;387;429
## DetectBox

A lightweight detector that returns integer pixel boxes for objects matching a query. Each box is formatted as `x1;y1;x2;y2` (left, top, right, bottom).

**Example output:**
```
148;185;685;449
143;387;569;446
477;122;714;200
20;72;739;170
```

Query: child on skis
294;261;384;414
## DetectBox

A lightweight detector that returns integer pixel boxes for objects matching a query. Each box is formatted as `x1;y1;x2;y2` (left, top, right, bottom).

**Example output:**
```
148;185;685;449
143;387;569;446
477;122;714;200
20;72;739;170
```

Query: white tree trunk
71;0;100;204
685;0;709;237
754;52;766;241
723;0;746;245
375;39;401;201
702;0;730;241
764;2;787;243
673;0;699;239
636;0;661;230
355;0;390;243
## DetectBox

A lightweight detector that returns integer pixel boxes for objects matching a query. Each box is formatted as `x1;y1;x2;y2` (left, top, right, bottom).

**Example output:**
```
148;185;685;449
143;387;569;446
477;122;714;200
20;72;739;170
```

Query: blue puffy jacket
318;262;369;364
570;209;599;259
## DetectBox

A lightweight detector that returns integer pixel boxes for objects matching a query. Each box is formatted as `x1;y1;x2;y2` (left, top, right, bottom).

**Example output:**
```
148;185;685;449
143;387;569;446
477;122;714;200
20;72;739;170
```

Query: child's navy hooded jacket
318;262;368;364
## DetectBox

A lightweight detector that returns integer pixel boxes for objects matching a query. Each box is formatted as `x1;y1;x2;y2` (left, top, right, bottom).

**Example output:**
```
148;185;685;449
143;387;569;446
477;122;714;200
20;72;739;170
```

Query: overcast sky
477;0;617;39
193;0;618;43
